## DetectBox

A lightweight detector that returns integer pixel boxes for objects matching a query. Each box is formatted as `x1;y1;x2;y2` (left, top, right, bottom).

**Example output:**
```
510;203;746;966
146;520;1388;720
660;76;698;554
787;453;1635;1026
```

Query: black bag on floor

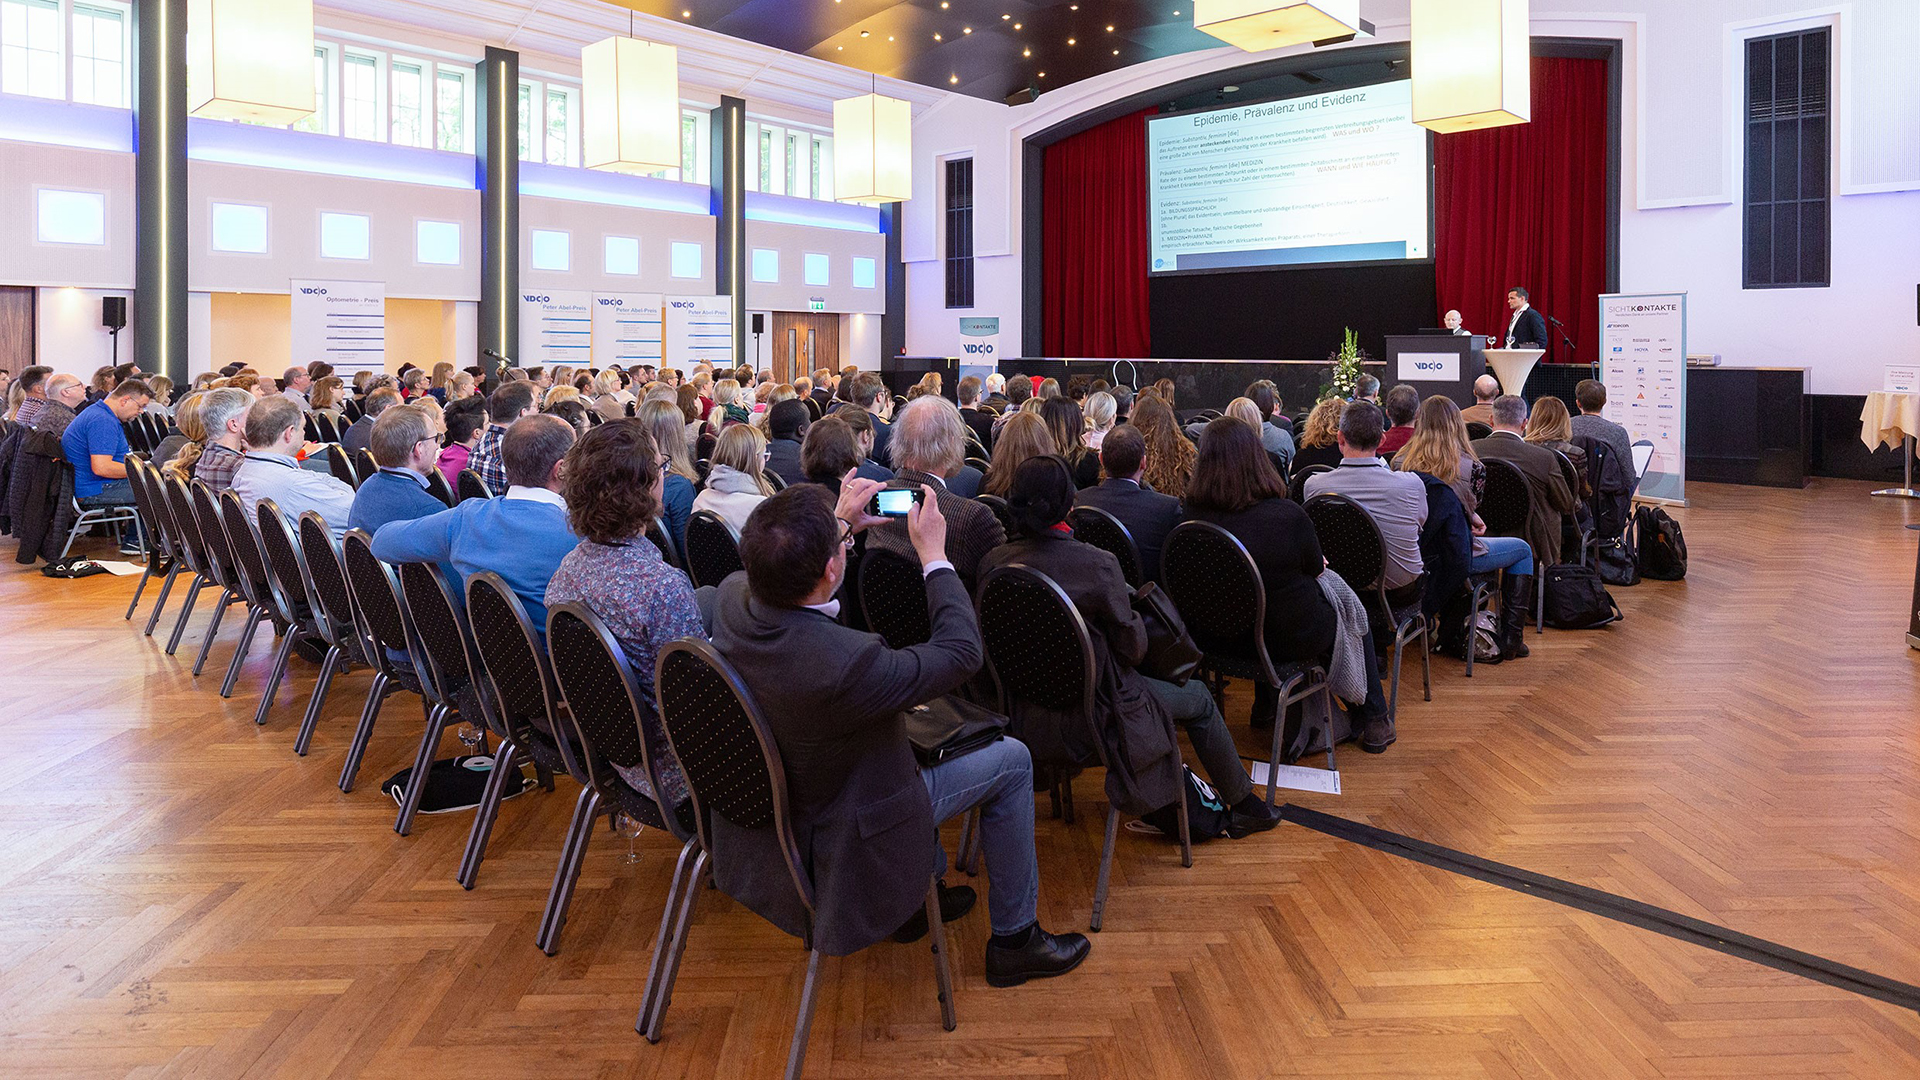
381;754;531;815
1543;563;1622;629
1635;506;1688;580
1138;766;1232;844
1597;537;1640;587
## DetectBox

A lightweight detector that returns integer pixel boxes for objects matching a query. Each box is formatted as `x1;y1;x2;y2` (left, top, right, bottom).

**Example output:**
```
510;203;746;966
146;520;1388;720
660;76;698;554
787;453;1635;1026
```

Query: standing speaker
751;312;765;335
102;296;128;330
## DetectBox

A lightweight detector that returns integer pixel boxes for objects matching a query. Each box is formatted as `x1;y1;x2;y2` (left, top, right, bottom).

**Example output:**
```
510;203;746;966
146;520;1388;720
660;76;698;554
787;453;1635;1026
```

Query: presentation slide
1147;80;1430;274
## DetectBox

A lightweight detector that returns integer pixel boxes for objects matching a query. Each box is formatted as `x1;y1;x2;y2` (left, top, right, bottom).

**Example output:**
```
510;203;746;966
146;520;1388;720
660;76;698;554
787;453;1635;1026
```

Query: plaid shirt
195;442;246;492
469;425;508;495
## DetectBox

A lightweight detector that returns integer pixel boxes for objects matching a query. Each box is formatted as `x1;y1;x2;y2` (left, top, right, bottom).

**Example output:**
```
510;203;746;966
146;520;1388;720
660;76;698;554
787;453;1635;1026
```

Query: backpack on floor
1596;536;1640;587
381;754;532;815
1635;506;1688;581
1543;563;1622;630
1138;766;1232;844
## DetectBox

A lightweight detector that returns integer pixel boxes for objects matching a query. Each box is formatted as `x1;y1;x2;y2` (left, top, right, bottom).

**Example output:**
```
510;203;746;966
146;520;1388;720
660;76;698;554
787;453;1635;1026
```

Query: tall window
544;85;570;165
341;51;381;141
785;132;799;196
1744;27;1830;289
390;59;426;147
0;0;62;99
758;126;773;192
293;45;330;134
812;136;830;201
435;68;465;152
69;2;125;107
517;81;532;160
516;78;577;167
944;158;975;309
680;113;698;178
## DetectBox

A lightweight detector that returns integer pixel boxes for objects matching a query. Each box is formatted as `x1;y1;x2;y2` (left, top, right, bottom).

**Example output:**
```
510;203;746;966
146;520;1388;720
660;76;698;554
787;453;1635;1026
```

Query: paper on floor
1248;761;1341;795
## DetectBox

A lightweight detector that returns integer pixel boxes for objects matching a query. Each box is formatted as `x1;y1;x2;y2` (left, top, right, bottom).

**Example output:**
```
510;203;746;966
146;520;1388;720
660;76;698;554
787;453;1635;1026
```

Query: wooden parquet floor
4;480;1920;1078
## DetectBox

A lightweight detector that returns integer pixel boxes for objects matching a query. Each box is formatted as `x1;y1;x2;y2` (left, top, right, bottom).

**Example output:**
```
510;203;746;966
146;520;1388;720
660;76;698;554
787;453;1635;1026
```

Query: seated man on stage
1444;309;1470;336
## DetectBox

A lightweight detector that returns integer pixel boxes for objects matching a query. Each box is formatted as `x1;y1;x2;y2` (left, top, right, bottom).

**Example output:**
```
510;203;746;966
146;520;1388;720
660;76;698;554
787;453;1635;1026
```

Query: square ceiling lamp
583;37;681;174
187;0;316;125
834;93;911;205
1411;0;1531;133
1193;0;1363;51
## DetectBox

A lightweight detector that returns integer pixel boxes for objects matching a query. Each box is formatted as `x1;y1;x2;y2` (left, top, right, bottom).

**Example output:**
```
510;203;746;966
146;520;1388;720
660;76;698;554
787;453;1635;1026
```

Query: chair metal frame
1478;458;1547;634
292;511;371;757
1289;463;1332;504
423;467;457;507
59;460;141;559
122;458;183;631
976;563;1191;932
1162;520;1335;805
1303;492;1432;718
975;493;1015;537
187;480;271;693
157;475;225;658
241;497;326;727
1065;505;1145;589
337;529;431;794
392;561;484;836
650;638;955;1072
456;468;492;502
325;443;359;488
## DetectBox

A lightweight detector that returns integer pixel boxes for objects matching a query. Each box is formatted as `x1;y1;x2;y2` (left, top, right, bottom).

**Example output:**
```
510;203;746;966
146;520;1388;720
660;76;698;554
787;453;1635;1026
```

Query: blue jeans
922;736;1038;936
1470;535;1532;576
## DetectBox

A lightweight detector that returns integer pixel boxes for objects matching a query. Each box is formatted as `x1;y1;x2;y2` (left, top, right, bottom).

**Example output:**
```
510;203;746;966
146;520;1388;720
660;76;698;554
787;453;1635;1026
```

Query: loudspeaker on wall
752;313;766;334
102;296;128;330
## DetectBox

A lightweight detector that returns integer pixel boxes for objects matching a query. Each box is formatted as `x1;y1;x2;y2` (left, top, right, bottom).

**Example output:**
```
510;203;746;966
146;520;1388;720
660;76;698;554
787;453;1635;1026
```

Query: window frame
339;46;386;143
1741;24;1832;290
1;0;66;101
68;0;129;108
943;157;975;309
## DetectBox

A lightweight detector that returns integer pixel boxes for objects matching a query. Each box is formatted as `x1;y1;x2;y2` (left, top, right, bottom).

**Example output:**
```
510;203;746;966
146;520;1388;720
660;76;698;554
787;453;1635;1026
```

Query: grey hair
198;387;254;438
1491;394;1530;428
891;395;966;476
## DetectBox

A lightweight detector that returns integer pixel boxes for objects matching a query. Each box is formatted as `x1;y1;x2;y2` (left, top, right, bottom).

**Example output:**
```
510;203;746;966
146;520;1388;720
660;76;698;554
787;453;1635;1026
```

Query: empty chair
682;510;743;589
1304;493;1431;718
976;563;1189;932
187;480;267;687
546;603;700;1035
858;546;932;649
650;639;955;1067
976;493;1015;536
461;572;588;955
218;489;295;707
293;512;369;757
326;444;359;489
252;499;333;734
337;530;429;793
424;467;457;507
122;458;182;630
456;469;492;502
1478;459;1545;634
158;475;225;658
1065;506;1144;589
1162;520;1334;804
394;561;480;836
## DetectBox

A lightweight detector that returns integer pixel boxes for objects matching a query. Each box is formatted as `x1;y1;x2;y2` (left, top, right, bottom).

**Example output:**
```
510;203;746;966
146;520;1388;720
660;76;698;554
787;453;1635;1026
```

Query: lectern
1485;348;1545;396
1384;335;1484;406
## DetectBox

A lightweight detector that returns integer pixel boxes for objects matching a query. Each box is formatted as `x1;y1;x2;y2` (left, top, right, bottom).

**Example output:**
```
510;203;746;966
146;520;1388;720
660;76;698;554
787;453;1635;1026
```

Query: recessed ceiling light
1106;25;1115;31
1222;85;1239;92
1001;13;1010;19
859;29;869;37
933;33;942;40
1112;49;1120;54
1023;47;1031;57
962;26;971;33
1013;22;1022;30
887;35;894;40
940;1;948;7
1067;37;1076;45
681;9;690;16
1038;71;1046;77
950;74;959;84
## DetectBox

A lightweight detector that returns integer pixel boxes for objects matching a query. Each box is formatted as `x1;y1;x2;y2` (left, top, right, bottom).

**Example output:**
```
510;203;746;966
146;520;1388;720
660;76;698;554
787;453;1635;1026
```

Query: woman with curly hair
1290;396;1347;475
1131;393;1195;500
981;411;1057;498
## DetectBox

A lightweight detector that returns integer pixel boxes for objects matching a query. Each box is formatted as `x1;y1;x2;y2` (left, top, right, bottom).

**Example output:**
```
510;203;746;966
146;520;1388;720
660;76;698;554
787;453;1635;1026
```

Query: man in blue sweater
371;414;580;629
349;404;448;534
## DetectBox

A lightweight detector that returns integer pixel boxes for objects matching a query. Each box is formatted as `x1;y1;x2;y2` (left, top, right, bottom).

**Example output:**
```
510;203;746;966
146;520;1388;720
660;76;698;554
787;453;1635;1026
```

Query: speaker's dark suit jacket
707;566;981;956
1505;306;1548;349
1074;478;1182;584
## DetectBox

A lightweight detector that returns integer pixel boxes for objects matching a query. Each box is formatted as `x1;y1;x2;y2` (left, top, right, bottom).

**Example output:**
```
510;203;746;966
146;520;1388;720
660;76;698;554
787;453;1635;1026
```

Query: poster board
519;290;594;367
1599;292;1687;505
664;295;734;368
591;293;664;367
290;279;385;373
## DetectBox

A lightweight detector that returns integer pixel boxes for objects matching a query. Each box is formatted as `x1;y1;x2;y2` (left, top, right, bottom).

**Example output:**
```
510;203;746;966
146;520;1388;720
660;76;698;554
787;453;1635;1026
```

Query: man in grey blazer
710;478;1089;985
869;395;1007;586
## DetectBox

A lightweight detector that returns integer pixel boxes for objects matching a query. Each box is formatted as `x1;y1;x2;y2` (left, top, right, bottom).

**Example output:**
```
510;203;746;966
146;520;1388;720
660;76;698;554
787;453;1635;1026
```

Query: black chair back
858;547;932;649
219;489;279;616
187;480;241;591
976;494;1015;536
123;418;148;453
1465;421;1493;441
1161;520;1277;683
1478;458;1531;539
353;448;379;486
1304;493;1388;594
424;467;457;507
764;468;787;492
254;499;312;619
315;413;341;443
125;458;174;568
326;445;358;488
655;639;810;909
683;510;743;589
547;604;677;837
645;518;680;568
465;571;579;775
977;564;1097;722
457;469;492;502
1289;463;1332;503
342;397;363;423
340;529;416;670
161;476;209;579
298;512;358;650
304;415;321;443
400;561;474;709
1065;506;1143;588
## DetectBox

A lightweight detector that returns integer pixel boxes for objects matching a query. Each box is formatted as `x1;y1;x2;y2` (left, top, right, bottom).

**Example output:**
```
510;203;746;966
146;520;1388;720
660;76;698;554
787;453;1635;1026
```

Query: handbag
904;694;1010;767
1542;563;1622;629
1131;581;1202;686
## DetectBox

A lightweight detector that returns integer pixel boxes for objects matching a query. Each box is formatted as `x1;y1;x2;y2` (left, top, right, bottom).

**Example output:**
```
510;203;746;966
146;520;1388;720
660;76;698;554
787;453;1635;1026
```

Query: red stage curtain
1043;109;1152;358
1434;56;1609;365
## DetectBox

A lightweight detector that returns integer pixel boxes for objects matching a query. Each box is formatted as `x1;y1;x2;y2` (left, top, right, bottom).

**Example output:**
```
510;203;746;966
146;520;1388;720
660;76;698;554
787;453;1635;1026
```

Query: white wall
903;1;1920;394
36;287;134;379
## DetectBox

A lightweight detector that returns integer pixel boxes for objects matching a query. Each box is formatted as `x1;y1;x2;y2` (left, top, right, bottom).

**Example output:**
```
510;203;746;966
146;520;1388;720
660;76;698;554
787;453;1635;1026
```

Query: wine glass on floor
614;812;645;865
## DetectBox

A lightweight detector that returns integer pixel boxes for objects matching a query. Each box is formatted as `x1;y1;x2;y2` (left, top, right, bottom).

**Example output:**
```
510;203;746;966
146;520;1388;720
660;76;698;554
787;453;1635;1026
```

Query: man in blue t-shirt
62;377;154;554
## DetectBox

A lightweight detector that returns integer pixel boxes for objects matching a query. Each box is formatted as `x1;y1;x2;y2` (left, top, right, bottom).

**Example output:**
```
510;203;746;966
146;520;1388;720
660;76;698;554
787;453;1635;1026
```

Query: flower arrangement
1323;328;1370;399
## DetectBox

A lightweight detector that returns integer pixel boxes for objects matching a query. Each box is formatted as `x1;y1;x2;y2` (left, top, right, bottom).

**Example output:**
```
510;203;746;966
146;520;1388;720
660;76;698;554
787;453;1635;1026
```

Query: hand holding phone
869;486;924;518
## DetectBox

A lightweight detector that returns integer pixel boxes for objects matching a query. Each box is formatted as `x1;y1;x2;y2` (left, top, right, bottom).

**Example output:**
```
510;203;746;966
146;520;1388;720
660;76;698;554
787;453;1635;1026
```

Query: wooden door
770;312;840;385
0;286;35;376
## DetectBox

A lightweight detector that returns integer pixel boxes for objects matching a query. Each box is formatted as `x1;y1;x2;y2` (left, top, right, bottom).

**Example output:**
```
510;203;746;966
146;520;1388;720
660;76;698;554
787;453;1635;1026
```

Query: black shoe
1359;717;1396;754
1226;797;1282;839
892;880;977;943
984;926;1091;988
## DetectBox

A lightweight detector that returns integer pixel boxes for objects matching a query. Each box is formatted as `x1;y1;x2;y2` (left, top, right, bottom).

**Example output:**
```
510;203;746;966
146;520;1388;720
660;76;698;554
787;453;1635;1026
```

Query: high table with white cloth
1484;348;1545;397
1860;391;1920;499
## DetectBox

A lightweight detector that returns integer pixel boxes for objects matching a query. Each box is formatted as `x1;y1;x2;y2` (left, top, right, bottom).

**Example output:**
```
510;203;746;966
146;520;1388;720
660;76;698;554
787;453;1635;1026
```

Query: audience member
1083;391;1117;454
144;375;175;417
310;377;345;425
850;373;893;466
340;387;400;454
189;388;252;492
437;409;484;486
1460;375;1500;427
1378;384;1419;456
957;375;995;448
470;381;538;495
1075;425;1181;584
808;368;835;412
982;372;1009;410
985;455;1278;834
1524;396;1590;490
800;415;863;492
1247;382;1296;467
545;397;591;439
1110;384;1134;424
545;419;704;808
152;391;199;473
1571;379;1636;494
639;399;698;547
371;414;580;626
31;374;87;438
1226;398;1288;477
1131;394;1195;501
280;367;313;412
9;365;52;428
348;405;447;534
63;378;153;553
836;407;894;482
713;481;1090;983
1303;401;1427;595
1185;416;1394;751
1473;395;1576;569
1353;374;1381;403
590;369;630;423
982;412;1056;499
764;399;810;488
1040;397;1099;489
692;422;773;535
230;396;355;537
1291;397;1347;475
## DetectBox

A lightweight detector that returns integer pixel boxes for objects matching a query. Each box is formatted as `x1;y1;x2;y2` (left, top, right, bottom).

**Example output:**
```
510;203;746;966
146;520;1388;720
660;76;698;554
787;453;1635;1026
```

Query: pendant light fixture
1411;0;1531;133
1192;0;1364;52
583;13;681;174
187;0;316;125
834;78;911;205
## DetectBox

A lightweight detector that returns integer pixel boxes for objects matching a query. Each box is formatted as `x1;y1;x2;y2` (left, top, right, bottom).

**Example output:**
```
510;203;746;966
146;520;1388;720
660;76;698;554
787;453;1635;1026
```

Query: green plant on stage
1323;328;1369;399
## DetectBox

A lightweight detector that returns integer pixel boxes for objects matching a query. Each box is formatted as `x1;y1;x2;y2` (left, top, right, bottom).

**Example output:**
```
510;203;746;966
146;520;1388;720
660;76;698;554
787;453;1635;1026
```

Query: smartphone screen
873;489;917;517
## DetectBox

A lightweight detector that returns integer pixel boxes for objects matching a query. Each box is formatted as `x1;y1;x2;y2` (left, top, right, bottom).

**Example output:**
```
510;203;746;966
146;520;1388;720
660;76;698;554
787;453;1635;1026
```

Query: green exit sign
808;297;826;312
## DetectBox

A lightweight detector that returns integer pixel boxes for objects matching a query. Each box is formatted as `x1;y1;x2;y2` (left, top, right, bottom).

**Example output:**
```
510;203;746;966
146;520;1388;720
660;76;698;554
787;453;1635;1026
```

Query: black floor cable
1278;803;1920;1014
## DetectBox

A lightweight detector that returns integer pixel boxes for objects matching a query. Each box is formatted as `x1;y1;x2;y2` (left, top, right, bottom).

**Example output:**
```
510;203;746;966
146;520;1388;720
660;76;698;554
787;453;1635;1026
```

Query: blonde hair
1084;391;1116;433
1298;397;1346;449
641;399;697;482
162;392;208;482
1225;397;1262;431
1393;395;1474;485
430;362;455;390
415;395;446;435
1524;395;1573;444
543;384;582;407
712;378;739;407
146;375;175;405
983;412;1057;498
711;422;773;496
593;369;623;397
449;372;476;399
